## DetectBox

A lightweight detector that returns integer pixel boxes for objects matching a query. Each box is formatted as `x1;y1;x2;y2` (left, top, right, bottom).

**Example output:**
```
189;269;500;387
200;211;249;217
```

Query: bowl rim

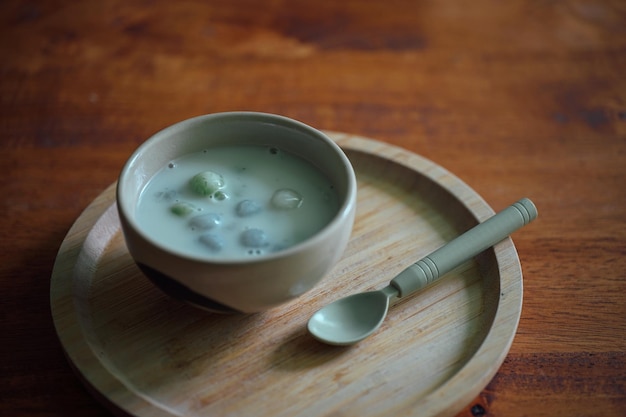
116;111;357;265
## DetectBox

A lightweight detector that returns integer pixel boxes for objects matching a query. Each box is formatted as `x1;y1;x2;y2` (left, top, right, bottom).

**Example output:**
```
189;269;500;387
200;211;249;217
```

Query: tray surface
50;133;523;417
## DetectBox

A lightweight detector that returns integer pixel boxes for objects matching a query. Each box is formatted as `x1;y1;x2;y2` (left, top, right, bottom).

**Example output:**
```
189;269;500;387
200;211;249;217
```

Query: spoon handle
390;198;537;297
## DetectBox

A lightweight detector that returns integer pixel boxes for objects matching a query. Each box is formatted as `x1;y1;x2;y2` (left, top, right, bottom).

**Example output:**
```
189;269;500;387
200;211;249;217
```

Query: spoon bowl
308;198;537;345
308;287;398;346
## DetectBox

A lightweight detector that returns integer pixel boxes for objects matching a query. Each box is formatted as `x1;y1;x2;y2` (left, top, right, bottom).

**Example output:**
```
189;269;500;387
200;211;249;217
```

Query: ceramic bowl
116;112;357;313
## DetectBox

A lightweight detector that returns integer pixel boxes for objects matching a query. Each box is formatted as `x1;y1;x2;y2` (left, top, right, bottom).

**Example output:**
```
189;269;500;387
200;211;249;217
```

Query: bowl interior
117;113;355;262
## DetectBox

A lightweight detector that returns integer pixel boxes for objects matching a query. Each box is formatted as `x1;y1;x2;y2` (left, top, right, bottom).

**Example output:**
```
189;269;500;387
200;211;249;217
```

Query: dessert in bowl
116;112;357;313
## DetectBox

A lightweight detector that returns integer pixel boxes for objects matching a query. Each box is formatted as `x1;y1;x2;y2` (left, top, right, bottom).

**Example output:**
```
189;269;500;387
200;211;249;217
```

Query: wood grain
50;136;524;417
1;0;625;416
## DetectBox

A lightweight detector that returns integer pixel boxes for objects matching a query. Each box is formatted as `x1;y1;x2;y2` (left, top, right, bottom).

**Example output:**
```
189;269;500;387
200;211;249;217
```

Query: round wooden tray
50;133;523;417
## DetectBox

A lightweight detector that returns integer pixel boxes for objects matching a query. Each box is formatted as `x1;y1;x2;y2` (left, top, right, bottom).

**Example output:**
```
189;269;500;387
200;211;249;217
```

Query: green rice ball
189;171;225;196
170;202;196;217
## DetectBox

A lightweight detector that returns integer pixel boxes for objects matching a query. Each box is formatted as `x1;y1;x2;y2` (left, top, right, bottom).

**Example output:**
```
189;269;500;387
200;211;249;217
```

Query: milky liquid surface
135;145;340;260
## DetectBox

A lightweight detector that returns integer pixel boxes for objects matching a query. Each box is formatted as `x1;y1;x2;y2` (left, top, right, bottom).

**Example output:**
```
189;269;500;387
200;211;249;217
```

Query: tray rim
50;132;523;417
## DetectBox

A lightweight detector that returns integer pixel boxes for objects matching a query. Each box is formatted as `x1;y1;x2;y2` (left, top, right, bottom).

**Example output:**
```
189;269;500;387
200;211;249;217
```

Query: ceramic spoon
307;198;537;346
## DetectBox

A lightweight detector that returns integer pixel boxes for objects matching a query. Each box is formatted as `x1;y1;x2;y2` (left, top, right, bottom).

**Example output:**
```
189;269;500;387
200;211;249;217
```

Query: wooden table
2;1;624;416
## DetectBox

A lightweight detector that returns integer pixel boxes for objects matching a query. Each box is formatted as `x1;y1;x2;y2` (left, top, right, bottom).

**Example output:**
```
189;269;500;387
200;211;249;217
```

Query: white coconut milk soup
136;145;340;260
